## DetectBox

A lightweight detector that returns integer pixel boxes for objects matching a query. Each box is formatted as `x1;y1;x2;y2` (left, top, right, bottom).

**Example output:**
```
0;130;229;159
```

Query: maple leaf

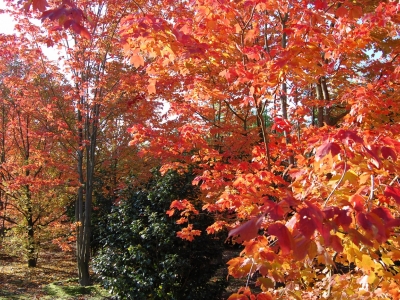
228;214;264;243
271;117;291;133
384;186;400;205
32;0;49;11
315;141;341;161
381;146;397;160
267;222;294;255
176;224;201;241
297;208;316;239
130;53;145;68
350;194;365;212
335;129;364;145
147;78;157;95
348;228;373;247
363;145;382;169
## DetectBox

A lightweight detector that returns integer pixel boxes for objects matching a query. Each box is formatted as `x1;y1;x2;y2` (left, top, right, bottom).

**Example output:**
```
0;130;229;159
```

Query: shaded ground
0;245;254;299
0;249;110;300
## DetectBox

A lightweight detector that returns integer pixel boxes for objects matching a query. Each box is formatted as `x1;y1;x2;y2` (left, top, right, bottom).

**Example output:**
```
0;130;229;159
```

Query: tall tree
0;34;76;267
5;0;158;284
40;0;159;285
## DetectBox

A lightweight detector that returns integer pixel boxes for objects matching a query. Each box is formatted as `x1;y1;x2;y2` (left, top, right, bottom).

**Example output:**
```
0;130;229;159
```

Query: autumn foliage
5;0;400;297
117;0;400;298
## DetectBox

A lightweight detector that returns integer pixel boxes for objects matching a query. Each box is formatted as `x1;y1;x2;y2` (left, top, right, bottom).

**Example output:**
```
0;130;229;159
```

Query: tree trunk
26;188;37;268
76;101;92;286
316;78;324;127
280;12;294;166
27;221;37;267
75;101;99;286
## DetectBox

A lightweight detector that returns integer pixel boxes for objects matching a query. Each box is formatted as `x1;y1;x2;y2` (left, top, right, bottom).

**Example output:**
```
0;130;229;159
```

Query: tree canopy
2;0;400;298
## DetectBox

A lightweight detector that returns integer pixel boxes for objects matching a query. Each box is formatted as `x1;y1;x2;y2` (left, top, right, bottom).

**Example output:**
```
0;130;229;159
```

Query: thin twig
389;175;399;186
324;160;347;207
246;258;255;288
368;174;374;212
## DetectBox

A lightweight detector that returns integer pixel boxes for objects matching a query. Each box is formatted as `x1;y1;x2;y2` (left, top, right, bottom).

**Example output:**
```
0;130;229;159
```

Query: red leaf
32;0;48;11
315;142;341;161
367;212;388;243
384;186;400;204
381;146;397;161
350;194;365;212
70;22;91;40
348;228;373;247
257;292;273;300
330;235;343;253
293;235;311;261
363;145;382;169
335;129;363;144
356;212;372;231
387;219;400;228
336;6;348;18
264;200;285;221
268;222;294;255
314;0;327;10
371;207;393;223
349;5;363;19
228;214;264;243
297;208;316;239
79;27;91;40
272;117;291;133
334;209;352;230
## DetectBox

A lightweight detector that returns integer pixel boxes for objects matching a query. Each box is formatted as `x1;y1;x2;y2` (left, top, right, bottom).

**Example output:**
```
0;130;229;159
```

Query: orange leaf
130;54;145;68
350;194;365;212
257;292;273;300
349;5;363;19
176;224;201;241
148;78;157;95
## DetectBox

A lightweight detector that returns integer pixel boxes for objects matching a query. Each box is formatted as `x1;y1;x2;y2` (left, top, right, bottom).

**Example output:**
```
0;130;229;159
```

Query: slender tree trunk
316;76;331;127
26;186;37;267
321;76;331;125
316;78;324;127
280;12;294;166
76;100;91;286
27;214;36;267
75;101;100;286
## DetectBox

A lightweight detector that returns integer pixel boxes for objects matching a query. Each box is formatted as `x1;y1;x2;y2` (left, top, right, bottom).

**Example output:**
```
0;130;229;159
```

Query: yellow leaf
358;254;374;272
381;256;394;266
367;272;377;284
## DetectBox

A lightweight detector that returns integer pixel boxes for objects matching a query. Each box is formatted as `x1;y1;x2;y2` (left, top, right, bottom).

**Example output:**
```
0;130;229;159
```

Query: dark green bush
93;170;227;300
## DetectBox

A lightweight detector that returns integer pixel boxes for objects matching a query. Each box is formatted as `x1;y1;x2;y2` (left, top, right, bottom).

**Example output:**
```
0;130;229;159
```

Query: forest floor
0;246;253;299
0;248;110;300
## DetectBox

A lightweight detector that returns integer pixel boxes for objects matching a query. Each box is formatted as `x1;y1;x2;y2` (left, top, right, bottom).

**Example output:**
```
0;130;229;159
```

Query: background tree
0;34;76;267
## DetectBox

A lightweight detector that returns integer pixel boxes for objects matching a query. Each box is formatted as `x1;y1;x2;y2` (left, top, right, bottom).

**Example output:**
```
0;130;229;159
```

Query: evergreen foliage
93;170;227;300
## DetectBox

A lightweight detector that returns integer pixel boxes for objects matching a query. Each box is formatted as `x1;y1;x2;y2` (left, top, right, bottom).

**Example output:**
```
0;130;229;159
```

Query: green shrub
93;170;227;300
